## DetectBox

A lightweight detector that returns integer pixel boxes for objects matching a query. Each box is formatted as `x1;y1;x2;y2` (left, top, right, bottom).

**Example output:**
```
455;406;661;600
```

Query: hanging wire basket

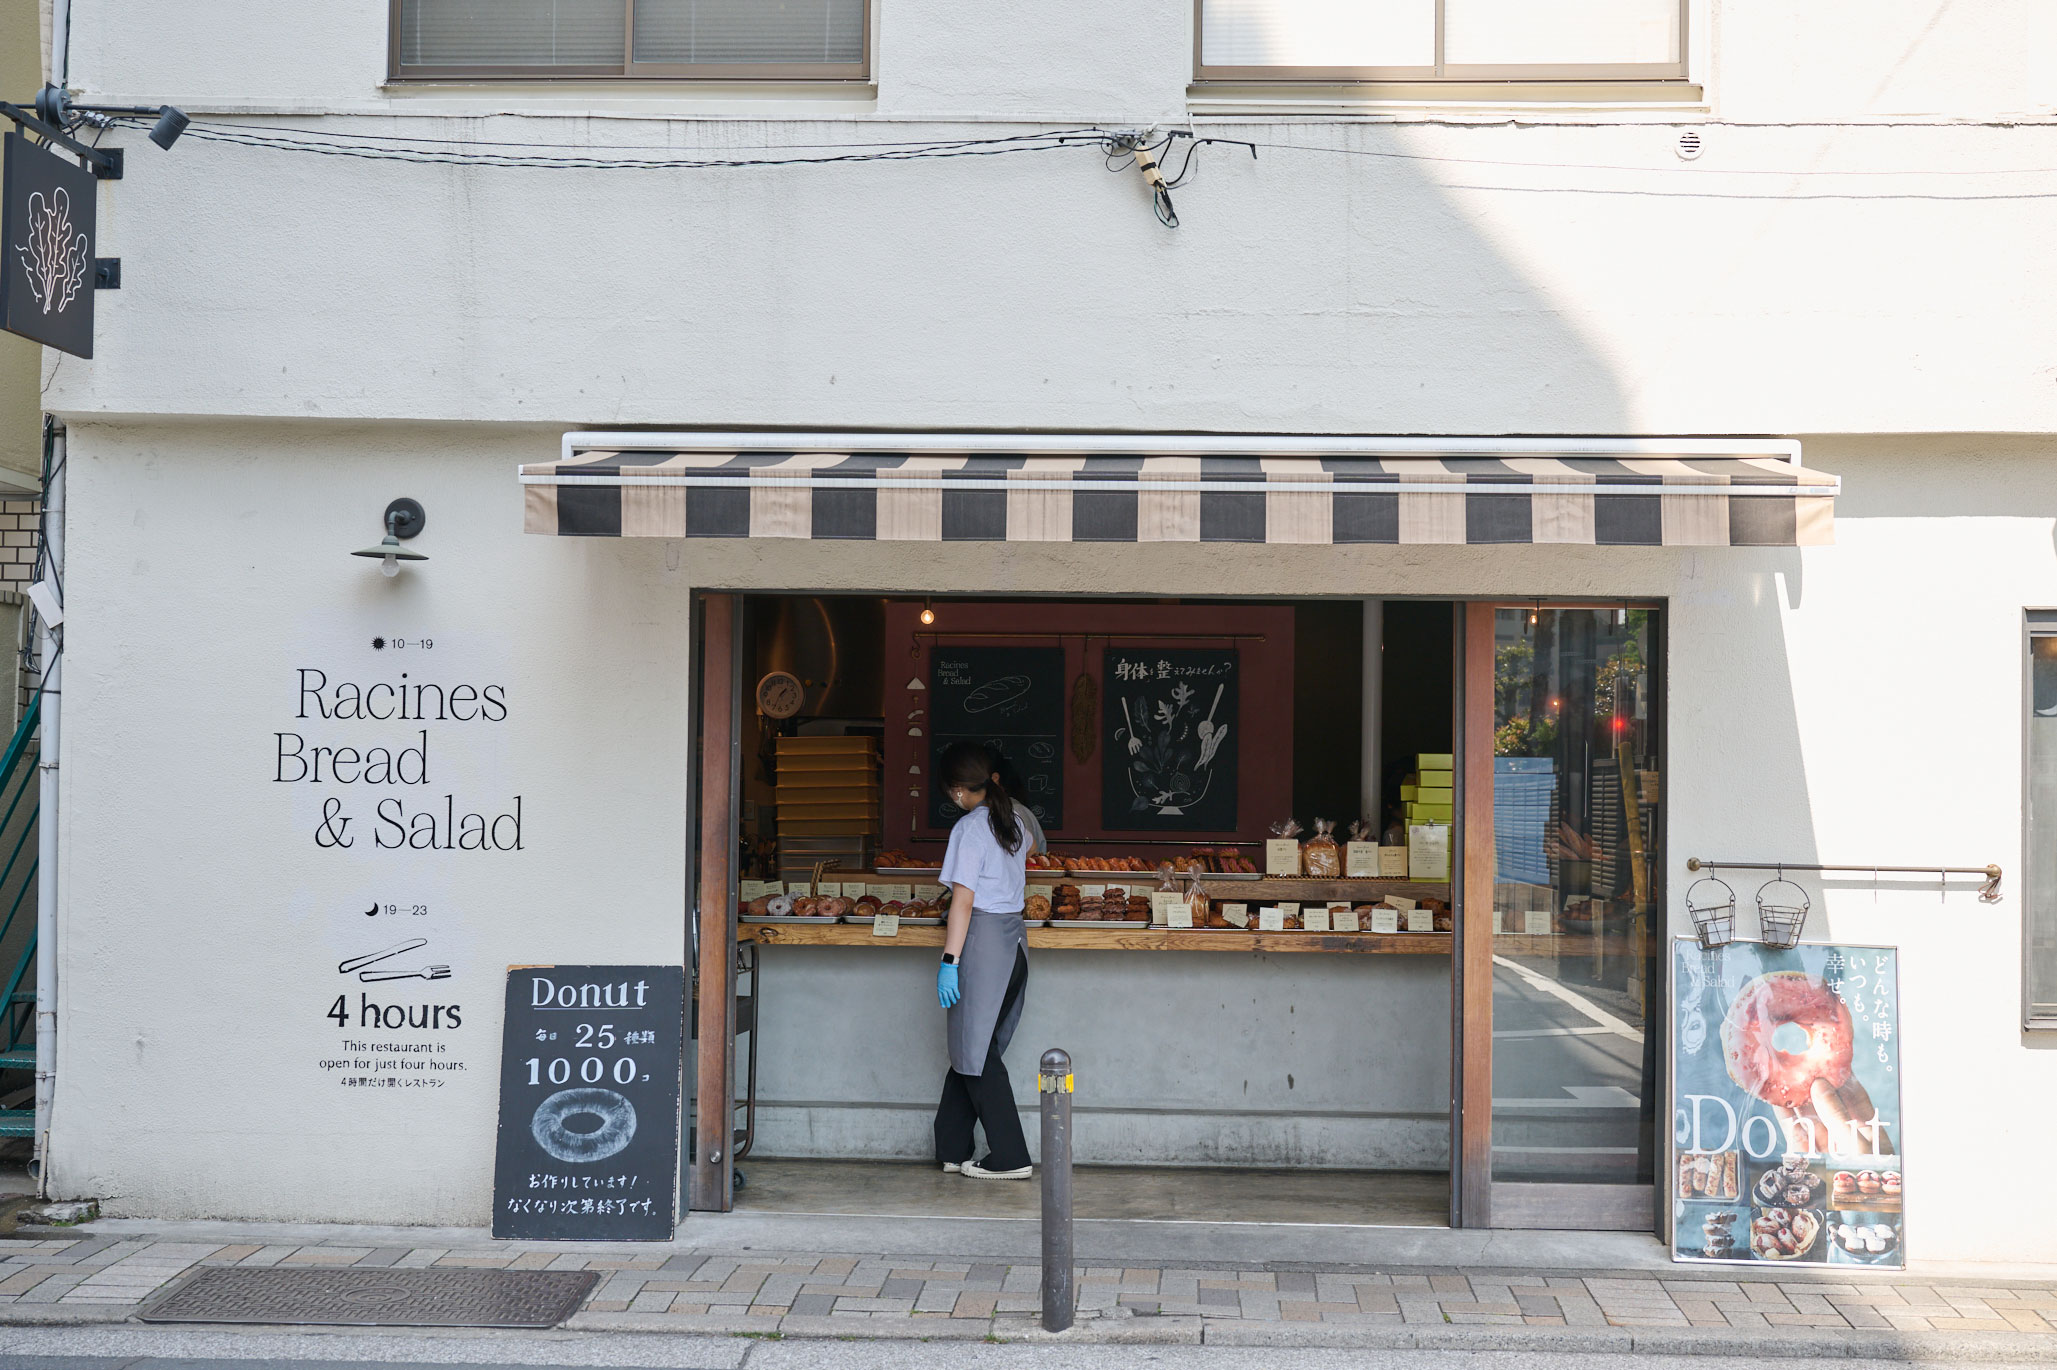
1755;874;1812;950
1685;874;1736;951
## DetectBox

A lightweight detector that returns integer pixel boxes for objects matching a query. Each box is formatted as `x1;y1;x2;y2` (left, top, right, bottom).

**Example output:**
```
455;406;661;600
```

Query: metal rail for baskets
1684;858;2003;905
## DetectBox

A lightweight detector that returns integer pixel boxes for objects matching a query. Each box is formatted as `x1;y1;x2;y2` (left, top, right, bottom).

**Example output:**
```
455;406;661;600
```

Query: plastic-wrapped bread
1303;818;1342;878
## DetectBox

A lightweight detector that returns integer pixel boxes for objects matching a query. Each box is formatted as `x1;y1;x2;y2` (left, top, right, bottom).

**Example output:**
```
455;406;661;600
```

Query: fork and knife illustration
338;938;450;982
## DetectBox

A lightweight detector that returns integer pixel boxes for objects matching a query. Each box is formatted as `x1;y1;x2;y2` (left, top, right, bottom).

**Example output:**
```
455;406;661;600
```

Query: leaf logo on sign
14;187;89;316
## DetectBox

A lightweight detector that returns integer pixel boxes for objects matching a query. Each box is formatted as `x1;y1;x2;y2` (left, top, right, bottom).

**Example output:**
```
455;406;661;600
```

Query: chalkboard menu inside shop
1102;647;1239;832
1671;940;1904;1268
492;966;684;1241
929;646;1066;830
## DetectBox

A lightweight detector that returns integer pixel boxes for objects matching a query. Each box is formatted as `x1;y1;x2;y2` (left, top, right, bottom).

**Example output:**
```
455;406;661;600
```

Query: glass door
1480;605;1662;1228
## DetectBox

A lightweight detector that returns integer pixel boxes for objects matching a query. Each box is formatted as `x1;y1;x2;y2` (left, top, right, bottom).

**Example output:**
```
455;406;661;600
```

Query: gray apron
946;907;1027;1076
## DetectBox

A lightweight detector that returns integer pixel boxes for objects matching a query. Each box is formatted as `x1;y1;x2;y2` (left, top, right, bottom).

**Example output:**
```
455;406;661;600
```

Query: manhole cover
139;1266;601;1328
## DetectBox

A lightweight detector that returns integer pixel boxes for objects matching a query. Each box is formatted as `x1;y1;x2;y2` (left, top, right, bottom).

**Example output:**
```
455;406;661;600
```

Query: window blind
399;0;625;66
1443;0;1679;66
1201;0;1434;70
633;0;864;65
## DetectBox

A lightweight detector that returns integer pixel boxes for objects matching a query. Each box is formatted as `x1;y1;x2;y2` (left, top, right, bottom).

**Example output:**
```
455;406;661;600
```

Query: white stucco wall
52;422;692;1224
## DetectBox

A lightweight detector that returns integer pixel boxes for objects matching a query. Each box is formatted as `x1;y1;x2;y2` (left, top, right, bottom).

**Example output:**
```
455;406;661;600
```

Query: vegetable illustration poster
1102;648;1238;831
1671;939;1903;1267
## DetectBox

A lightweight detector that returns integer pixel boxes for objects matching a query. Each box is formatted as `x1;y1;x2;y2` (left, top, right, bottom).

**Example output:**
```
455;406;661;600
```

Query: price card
1369;906;1401;934
916;883;947;902
1524;910;1553;935
875;883;913;903
1377;846;1409;878
1385;894;1416;912
1166;897;1194;929
786;881;816;896
1257;906;1286;932
1265;839;1302;876
1406;908;1435;933
837;882;869;898
1331;906;1360;932
1076;883;1107;898
871;913;901;938
1221;902;1250;928
1344;842;1381;878
1303;905;1332;933
740;880;773;900
1151;891;1186;926
1278;902;1301;921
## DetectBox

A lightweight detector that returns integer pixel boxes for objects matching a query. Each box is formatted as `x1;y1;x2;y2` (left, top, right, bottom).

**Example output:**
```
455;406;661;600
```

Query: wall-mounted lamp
351;498;428;577
919;599;936;626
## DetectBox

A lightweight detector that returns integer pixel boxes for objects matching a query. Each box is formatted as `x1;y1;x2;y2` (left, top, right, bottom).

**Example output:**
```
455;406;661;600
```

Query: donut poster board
1671;940;1903;1267
491;966;684;1240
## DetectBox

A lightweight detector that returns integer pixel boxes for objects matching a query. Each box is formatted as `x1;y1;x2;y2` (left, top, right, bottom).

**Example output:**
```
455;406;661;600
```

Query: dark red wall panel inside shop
882;601;1295;852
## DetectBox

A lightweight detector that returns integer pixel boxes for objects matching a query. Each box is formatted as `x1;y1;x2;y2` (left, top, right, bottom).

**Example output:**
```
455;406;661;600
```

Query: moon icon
363;901;380;917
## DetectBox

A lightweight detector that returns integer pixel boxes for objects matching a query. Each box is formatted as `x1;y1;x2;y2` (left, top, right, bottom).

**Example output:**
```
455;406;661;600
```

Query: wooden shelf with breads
738;922;1453;954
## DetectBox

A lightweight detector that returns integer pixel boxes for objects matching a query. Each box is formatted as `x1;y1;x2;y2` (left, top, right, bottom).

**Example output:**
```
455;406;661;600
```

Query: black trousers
934;946;1030;1170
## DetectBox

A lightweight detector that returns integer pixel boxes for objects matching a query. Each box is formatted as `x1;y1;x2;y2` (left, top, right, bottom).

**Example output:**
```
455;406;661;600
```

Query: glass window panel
634;0;864;64
1444;0;1680;67
1201;0;1435;70
399;0;625;66
1490;607;1661;1185
2027;634;2057;1024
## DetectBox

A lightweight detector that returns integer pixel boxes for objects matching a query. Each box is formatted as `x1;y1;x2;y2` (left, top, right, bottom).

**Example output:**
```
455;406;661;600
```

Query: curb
2;1306;2056;1360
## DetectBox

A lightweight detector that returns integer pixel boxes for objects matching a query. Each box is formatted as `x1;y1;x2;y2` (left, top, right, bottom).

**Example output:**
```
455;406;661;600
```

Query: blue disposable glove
937;960;961;1009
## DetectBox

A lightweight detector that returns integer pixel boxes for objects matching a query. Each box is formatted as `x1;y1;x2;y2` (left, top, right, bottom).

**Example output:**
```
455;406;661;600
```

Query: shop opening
685;594;1664;1230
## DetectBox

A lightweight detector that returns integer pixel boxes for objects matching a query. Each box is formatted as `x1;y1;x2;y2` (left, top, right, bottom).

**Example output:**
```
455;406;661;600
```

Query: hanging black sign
1102;647;1239;831
928;645;1066;831
492;965;684;1241
1;133;96;358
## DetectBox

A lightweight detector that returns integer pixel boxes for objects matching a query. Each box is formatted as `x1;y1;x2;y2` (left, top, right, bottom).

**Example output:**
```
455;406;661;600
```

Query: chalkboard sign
1103;647;1239;832
492;965;683;1241
929;646;1065;830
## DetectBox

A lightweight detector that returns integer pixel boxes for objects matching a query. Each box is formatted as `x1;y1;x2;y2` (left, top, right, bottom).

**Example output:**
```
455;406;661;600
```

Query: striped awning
522;436;1837;547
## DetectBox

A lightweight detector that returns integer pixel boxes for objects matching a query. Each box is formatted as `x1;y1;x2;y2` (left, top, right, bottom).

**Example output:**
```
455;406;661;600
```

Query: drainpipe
32;431;62;1193
49;0;70;89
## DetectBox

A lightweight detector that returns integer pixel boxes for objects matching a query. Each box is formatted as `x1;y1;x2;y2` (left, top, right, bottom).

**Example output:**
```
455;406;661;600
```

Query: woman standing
933;741;1033;1180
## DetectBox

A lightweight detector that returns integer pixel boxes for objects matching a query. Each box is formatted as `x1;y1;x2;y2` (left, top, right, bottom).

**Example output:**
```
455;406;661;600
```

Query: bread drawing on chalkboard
1114;672;1231;816
963;674;1032;716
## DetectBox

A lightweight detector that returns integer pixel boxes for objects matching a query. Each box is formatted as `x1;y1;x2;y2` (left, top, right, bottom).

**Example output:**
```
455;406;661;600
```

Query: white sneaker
940;1161;963;1173
961;1159;1033;1181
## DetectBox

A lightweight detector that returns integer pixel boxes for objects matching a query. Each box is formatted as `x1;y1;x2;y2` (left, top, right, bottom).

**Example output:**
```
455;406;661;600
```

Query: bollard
1039;1047;1074;1333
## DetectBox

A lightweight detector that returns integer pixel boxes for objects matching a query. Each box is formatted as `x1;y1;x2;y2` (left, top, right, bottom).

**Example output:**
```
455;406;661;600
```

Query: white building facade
19;0;2057;1264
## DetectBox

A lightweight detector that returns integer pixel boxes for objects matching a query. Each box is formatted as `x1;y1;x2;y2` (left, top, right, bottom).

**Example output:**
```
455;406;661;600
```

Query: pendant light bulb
381;552;400;578
919;601;936;626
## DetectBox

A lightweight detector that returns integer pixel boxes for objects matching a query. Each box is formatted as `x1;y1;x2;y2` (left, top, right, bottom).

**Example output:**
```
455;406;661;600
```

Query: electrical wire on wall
85;112;2057;208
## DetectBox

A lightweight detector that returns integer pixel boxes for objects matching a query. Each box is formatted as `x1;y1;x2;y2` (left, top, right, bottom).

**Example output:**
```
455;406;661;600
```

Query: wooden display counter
740;922;1453;954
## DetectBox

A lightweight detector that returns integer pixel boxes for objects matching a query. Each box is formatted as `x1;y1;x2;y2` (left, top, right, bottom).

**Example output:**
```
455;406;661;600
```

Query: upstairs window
1196;0;1686;82
391;0;869;80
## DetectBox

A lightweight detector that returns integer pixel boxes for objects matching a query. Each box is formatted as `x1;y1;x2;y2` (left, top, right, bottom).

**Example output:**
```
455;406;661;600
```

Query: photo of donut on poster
1671;940;1902;1267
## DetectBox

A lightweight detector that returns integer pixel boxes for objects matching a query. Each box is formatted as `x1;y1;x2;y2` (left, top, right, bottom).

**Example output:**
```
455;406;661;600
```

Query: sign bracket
0;104;119;179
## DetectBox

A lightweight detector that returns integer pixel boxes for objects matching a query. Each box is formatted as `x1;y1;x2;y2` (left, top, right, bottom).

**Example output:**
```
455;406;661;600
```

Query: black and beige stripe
521;449;1836;547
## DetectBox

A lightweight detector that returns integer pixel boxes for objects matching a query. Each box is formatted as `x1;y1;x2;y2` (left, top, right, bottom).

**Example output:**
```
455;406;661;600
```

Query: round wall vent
1676;129;1705;161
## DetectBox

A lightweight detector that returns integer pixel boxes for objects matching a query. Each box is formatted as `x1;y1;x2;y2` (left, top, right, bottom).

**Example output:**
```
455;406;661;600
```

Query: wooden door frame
1453;599;1661;1234
688;593;741;1212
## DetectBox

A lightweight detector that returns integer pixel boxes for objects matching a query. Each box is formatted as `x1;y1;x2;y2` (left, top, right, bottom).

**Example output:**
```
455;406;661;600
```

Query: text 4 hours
527;1056;646;1085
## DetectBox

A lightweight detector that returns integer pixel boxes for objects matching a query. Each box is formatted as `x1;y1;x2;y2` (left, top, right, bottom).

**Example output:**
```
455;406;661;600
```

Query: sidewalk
2;1215;2056;1361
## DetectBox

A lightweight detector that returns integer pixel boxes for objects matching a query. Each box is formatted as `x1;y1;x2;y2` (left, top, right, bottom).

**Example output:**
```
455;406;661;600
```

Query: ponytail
937;740;1021;855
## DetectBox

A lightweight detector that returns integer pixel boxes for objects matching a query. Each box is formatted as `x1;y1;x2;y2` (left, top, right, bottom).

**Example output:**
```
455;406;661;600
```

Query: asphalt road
1;1327;2049;1370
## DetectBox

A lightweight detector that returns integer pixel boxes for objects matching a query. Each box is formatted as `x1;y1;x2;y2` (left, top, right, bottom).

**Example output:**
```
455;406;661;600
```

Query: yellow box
1416;786;1453;806
1400;784;1417;802
1418;770;1453;789
1417;753;1454;770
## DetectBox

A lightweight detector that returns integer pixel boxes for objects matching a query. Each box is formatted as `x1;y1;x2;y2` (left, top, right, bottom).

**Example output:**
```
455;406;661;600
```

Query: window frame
2026;612;2057;1030
1190;0;1690;84
387;0;873;83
